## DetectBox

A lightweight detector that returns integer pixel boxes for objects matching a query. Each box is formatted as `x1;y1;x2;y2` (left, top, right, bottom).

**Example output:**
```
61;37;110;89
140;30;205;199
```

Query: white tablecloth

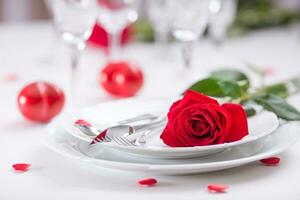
1;22;300;200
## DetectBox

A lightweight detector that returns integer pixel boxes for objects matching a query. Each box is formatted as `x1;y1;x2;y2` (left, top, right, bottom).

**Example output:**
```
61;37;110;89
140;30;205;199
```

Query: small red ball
99;61;144;97
17;82;65;123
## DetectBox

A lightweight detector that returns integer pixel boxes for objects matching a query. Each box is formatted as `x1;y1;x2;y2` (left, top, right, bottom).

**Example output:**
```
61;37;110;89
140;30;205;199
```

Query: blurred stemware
147;0;169;44
49;0;97;105
167;0;209;69
96;0;138;59
208;0;237;44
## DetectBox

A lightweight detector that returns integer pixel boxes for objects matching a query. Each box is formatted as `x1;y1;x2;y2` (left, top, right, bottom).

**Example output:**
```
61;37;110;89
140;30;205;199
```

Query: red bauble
99;61;144;97
17;82;65;123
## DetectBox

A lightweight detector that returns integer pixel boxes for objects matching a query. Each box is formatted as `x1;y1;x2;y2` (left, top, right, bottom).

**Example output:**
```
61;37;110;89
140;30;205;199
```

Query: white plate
60;98;279;158
45;122;299;175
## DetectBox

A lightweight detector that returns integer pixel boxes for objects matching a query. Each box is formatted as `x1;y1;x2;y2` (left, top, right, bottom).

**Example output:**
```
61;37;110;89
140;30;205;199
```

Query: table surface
1;22;300;200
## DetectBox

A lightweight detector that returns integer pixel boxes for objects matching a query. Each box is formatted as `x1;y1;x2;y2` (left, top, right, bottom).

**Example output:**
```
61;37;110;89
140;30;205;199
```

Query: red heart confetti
12;163;32;172
75;119;92;127
207;184;228;193
138;178;158;187
259;157;280;166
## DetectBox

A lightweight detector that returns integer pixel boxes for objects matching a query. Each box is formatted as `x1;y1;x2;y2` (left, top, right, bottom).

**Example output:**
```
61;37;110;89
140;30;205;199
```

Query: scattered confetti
259;157;280;166
0;74;18;82
138;178;158;187
207;184;228;193
12;163;32;172
75;119;92;127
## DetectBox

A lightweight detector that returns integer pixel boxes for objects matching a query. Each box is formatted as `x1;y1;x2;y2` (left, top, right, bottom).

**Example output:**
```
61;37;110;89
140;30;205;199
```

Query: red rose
160;90;248;147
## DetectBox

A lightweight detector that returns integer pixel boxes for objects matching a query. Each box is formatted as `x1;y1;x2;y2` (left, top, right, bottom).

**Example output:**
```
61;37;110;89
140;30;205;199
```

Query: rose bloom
160;90;249;147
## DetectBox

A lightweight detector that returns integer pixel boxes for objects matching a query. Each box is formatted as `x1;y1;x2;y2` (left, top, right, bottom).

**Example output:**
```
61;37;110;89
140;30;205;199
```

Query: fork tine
104;136;112;142
114;136;127;145
111;136;124;145
122;137;134;146
118;137;131;146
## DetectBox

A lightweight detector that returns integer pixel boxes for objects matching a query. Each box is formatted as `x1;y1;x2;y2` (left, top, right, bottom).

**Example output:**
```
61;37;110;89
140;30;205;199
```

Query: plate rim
62;98;280;153
45;122;299;171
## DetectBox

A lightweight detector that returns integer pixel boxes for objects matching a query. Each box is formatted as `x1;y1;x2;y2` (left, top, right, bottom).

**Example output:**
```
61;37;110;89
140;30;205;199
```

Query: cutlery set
75;114;166;146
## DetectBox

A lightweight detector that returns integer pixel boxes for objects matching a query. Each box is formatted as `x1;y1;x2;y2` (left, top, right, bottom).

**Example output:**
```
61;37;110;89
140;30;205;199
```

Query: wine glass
49;0;97;105
147;0;169;44
208;0;237;44
167;0;209;69
96;0;139;59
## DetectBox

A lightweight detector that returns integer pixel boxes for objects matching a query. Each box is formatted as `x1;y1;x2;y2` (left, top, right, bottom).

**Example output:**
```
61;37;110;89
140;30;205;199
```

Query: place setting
45;68;300;175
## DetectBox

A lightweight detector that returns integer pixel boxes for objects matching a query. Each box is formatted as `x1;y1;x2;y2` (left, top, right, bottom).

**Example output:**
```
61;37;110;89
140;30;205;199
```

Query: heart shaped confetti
138;178;158;187
207;184;228;193
259;157;280;166
12;163;32;172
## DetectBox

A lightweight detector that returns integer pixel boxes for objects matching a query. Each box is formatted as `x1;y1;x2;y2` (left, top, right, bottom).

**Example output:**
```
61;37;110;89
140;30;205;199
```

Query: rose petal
75;119;92;127
182;90;219;105
260;157;280;166
222;103;249;143
138;178;158;186
207;184;228;193
12;163;31;172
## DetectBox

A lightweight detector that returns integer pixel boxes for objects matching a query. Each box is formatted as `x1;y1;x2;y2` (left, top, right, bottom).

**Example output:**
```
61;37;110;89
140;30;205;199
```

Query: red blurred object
97;0;125;10
99;61;144;97
264;68;275;76
88;23;131;49
12;163;31;172
17;82;65;123
138;178;158;186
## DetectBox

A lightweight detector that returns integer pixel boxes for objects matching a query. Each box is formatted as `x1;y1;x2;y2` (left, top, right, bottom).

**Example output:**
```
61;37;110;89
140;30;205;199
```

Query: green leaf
189;78;243;99
133;19;154;42
254;94;300;120
257;83;289;98
210;69;250;90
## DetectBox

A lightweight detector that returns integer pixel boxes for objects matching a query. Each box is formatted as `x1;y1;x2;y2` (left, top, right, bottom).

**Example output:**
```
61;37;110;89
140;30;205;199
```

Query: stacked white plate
45;98;300;175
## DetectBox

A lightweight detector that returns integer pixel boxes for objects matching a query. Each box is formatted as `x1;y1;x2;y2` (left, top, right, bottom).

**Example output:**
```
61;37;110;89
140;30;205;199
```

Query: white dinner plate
59;98;279;158
45;122;299;175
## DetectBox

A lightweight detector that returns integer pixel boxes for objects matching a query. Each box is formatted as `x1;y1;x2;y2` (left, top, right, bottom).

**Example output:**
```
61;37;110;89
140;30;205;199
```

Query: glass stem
154;29;169;44
109;31;121;60
210;25;227;45
181;41;193;69
70;44;80;105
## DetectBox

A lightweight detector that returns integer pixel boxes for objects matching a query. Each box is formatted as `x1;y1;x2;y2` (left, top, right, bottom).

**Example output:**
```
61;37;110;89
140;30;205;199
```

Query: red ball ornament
99;61;144;97
17;82;65;123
